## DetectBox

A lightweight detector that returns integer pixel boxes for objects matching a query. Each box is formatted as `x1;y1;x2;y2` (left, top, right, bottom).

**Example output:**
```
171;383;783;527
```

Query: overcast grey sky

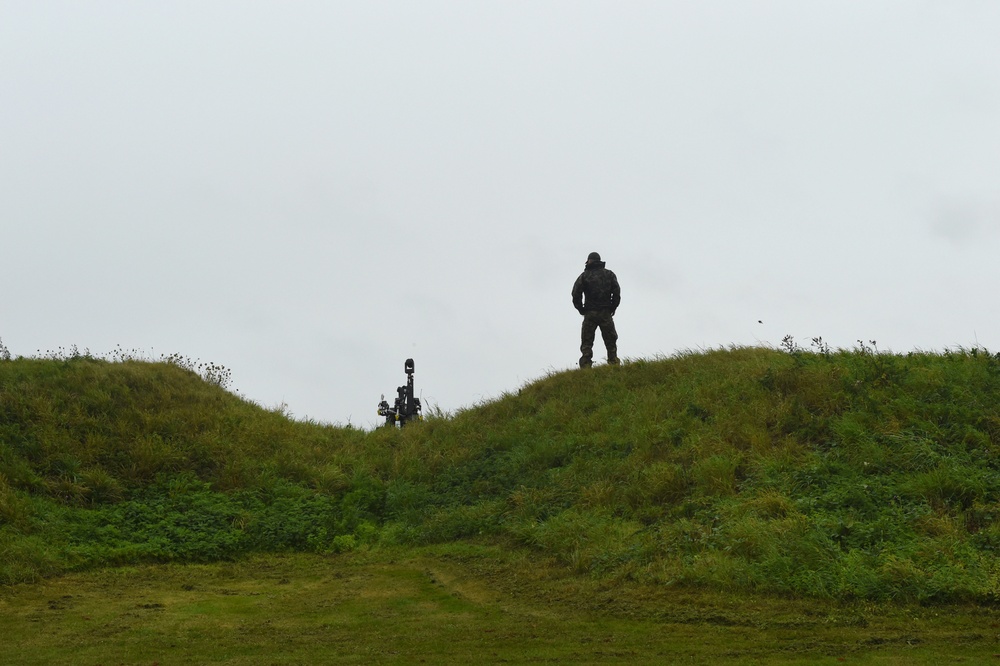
3;2;1000;427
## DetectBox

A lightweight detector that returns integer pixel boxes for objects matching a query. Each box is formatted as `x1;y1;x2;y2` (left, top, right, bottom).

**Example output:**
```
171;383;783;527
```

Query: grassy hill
4;343;1000;603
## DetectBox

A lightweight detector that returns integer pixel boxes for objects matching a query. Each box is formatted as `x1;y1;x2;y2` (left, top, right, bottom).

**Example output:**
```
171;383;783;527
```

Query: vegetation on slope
4;342;1000;603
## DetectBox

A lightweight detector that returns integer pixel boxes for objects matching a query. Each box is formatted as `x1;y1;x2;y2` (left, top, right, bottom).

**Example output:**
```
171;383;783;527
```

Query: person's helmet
586;252;601;265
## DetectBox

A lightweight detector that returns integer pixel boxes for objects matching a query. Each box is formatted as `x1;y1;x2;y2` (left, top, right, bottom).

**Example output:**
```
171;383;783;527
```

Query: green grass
3;547;1000;664
6;343;1000;606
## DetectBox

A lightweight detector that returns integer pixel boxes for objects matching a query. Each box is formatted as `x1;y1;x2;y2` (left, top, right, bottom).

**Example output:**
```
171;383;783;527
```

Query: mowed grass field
2;545;999;665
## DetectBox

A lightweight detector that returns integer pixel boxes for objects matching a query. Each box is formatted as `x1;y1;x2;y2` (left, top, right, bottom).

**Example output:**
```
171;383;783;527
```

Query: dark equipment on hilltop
377;358;422;427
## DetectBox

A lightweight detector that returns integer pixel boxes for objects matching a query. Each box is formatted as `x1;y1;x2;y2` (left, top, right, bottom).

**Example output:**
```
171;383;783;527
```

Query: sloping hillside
4;346;1000;602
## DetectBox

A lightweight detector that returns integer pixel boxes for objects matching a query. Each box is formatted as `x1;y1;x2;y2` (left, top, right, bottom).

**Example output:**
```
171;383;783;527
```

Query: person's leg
580;314;598;368
599;312;619;364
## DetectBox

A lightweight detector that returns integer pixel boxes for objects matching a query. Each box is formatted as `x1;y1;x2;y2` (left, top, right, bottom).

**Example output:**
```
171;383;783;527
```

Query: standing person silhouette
571;252;621;368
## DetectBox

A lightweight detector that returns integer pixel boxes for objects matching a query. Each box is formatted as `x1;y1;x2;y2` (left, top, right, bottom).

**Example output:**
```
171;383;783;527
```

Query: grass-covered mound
0;355;369;582
4;344;1000;603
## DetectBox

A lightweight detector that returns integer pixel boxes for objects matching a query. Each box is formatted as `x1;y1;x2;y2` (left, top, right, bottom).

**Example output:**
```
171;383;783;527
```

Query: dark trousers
580;308;618;367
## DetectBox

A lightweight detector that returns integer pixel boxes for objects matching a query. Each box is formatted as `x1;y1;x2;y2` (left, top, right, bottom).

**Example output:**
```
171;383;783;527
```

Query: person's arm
610;272;621;313
571;275;585;314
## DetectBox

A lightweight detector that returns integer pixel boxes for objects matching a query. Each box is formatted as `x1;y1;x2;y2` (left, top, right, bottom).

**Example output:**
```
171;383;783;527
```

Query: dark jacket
572;261;621;314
